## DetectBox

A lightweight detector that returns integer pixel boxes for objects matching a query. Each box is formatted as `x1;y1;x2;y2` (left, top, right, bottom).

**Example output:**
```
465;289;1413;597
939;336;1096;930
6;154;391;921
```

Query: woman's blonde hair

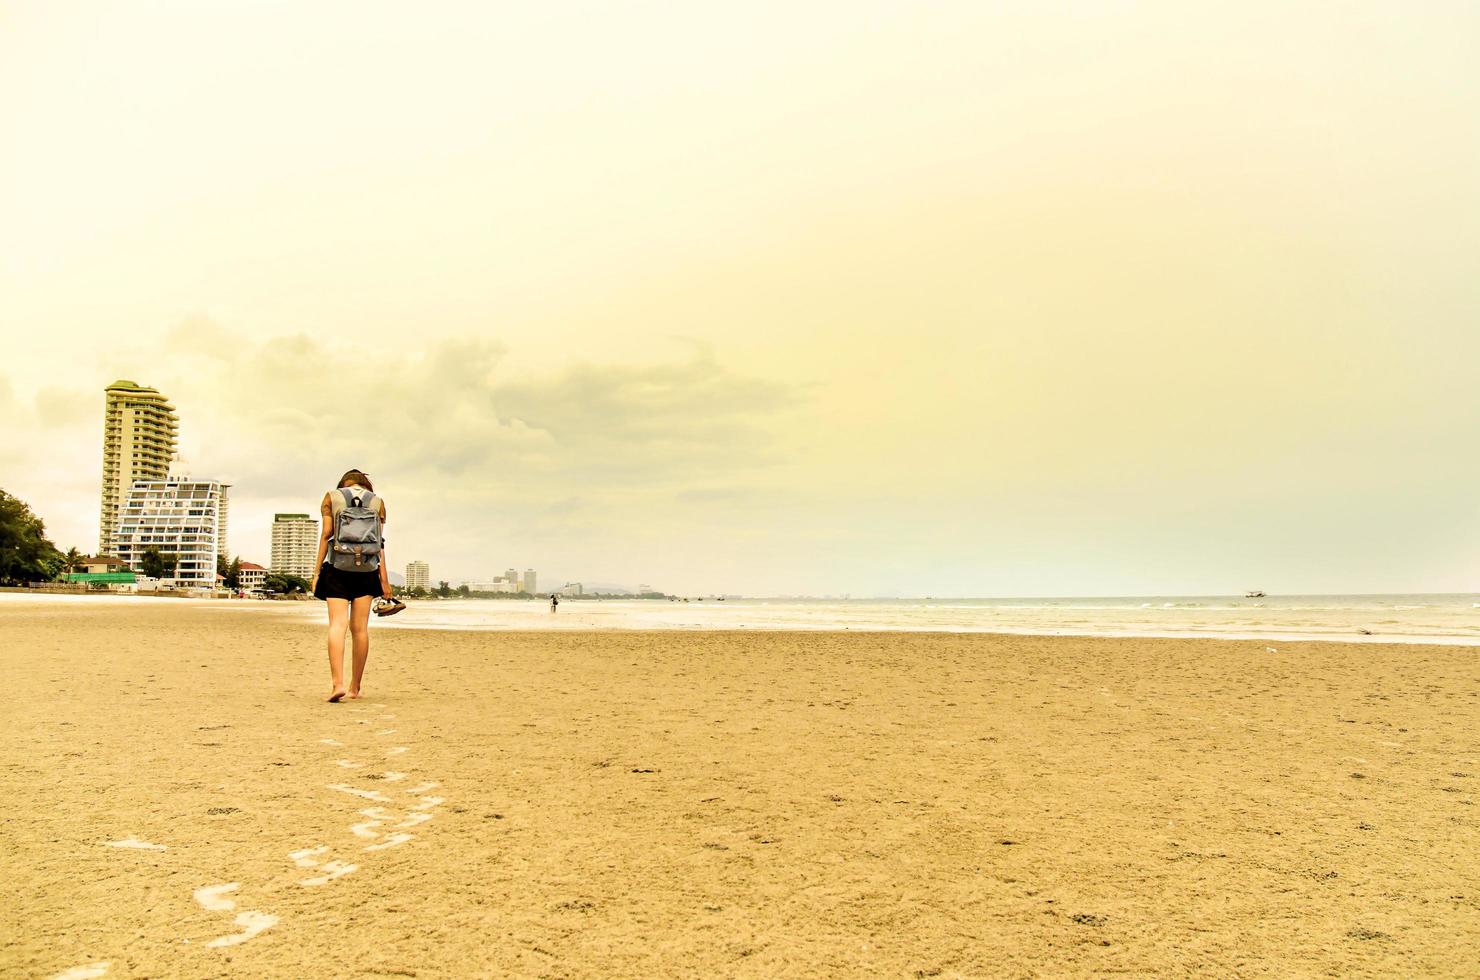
337;469;373;492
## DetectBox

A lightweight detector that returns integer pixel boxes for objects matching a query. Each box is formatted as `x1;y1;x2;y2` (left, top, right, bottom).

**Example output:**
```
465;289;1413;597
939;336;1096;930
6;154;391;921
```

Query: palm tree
61;547;84;576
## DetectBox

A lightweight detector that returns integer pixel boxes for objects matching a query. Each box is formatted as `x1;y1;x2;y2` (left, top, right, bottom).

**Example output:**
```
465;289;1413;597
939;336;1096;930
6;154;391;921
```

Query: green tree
456;584;470;597
435;580;452;598
261;572;311;595
138;547;178;579
0;489;64;585
225;556;242;590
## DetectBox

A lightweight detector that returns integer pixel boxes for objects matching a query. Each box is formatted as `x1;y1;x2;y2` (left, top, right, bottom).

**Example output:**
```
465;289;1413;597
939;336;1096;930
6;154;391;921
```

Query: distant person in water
311;469;392;702
551;593;560;613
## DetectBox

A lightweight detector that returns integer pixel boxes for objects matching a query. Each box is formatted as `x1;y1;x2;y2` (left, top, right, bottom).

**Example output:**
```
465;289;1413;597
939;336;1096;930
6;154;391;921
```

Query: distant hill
582;582;634;595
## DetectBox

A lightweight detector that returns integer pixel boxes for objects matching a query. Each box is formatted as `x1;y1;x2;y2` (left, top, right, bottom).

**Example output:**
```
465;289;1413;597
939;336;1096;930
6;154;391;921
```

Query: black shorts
313;562;382;601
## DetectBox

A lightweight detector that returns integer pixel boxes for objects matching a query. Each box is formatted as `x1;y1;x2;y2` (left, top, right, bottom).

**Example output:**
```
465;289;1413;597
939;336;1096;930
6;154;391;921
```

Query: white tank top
328;487;386;520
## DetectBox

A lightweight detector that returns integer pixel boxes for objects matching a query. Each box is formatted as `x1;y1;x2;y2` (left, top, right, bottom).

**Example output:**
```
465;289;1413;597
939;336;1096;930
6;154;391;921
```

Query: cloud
493;346;800;487
112;322;804;578
0;374;102;552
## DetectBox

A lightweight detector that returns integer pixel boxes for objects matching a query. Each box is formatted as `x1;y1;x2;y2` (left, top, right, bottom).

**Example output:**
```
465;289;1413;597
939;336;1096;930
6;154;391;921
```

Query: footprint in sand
288;846;329;868
287;848;358;886
365;832;414;852
327;783;392;802
193;883;278;947
351;808;389;839
105;838;167;851
300;860;358;886
52;963;111;980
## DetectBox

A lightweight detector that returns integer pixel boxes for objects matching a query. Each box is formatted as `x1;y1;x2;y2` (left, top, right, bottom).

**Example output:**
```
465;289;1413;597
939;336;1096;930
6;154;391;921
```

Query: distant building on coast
65;555;137;587
77;556;131;575
237;561;267;593
559;582;584;597
99;380;178;556
523;569;537;594
271;514;317;579
406;560;430;591
113;475;229;589
466;577;519;593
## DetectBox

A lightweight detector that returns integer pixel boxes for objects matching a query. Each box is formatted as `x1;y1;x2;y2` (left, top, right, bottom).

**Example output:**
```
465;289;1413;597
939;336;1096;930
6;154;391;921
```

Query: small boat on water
1245;590;1266;598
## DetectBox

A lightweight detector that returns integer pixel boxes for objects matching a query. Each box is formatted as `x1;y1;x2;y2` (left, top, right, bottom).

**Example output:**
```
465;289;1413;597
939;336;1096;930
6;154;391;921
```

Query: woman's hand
382;585;393;600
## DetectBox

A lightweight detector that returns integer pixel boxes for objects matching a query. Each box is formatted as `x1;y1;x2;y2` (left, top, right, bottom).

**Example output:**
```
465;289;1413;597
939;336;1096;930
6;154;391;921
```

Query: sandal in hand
373;596;407;617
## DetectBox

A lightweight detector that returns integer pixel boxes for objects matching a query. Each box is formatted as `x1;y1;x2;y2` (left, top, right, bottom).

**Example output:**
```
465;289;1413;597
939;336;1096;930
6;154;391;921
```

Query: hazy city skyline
3;3;1478;595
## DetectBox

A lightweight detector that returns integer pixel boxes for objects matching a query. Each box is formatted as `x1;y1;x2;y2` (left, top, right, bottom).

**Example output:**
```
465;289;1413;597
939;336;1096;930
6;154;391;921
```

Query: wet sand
2;601;1477;978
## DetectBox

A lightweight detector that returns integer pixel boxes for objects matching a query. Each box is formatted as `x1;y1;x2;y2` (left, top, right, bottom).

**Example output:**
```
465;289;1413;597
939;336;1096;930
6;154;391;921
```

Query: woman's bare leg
326;598;350;702
348;595;373;698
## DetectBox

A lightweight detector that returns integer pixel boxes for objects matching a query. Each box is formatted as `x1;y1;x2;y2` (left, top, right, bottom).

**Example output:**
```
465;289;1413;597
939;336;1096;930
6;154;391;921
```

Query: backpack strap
341;487;378;510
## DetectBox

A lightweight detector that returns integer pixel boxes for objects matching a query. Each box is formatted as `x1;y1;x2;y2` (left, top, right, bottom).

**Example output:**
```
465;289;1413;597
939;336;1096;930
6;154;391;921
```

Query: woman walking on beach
311;469;393;702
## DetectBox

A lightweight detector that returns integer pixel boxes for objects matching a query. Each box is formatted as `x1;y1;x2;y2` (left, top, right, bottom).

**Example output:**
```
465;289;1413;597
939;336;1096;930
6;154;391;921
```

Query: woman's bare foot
328;688;347;703
348;689;363;700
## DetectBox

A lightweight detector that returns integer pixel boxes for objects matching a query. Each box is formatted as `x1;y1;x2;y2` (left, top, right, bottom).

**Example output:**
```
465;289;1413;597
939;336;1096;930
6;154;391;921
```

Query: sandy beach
2;600;1477;978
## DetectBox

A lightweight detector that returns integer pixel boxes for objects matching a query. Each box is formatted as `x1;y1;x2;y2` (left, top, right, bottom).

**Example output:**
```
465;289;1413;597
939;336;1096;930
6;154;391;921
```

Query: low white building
466;579;519;593
113;476;229;590
238;561;268;593
77;556;131;575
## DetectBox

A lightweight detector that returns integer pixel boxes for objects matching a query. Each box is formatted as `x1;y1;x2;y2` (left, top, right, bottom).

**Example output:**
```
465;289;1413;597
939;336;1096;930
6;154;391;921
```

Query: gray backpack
330;487;383;572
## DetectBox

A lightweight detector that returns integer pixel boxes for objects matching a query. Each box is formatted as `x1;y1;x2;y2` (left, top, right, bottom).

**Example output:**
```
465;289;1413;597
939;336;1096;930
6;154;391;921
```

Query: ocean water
5;591;1477;644
359;593;1480;645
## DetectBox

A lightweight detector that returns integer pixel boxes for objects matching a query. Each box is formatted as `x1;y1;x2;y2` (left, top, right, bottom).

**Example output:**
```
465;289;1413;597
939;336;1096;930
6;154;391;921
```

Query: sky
1;1;1477;596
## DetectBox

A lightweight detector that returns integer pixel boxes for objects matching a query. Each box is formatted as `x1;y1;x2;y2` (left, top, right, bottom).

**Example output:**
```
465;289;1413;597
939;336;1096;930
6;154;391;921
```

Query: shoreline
3;591;1476;647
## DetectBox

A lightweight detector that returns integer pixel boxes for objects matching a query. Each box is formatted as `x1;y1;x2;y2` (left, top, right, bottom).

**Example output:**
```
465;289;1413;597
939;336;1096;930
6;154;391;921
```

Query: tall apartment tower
271;513;318;579
405;561;430;591
99;380;178;555
216;488;230;560
113;475;228;589
523;569;536;594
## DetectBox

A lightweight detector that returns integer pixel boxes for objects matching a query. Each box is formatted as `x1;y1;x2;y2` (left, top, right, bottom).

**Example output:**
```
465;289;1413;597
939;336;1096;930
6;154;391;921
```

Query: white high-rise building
99;380;178;556
406;561;430;591
272;513;318;579
216;489;230;560
113;476;229;589
522;569;536;594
